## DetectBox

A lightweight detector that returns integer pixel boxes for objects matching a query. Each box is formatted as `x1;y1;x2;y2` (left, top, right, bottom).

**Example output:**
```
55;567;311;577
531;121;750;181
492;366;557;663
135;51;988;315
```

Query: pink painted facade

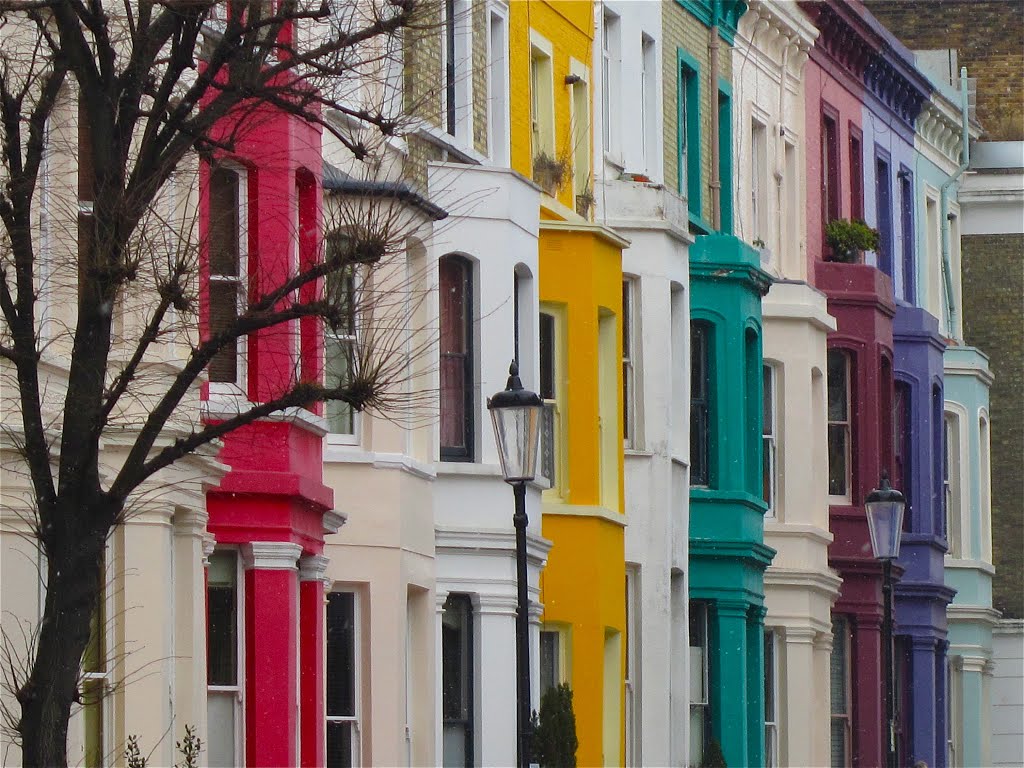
200;94;333;767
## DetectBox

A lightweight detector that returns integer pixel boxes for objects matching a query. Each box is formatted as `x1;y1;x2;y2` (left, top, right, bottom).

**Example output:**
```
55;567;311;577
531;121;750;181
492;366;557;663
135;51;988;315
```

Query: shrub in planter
825;218;880;263
532;683;579;768
533;152;567;196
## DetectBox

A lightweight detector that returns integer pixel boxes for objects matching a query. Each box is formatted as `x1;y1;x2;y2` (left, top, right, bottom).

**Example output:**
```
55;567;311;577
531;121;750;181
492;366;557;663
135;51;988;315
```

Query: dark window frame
849;125;863;222
899;166;916;303
821;106;841;239
875;148;894;277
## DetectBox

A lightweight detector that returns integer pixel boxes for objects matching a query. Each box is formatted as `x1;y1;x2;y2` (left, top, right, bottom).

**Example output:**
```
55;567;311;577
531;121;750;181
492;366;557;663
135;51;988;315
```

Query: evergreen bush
532;683;579;768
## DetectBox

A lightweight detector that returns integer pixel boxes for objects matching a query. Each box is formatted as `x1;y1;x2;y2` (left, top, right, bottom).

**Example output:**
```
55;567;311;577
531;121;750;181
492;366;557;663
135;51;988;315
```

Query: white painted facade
594;3;693;765
733;5;841;768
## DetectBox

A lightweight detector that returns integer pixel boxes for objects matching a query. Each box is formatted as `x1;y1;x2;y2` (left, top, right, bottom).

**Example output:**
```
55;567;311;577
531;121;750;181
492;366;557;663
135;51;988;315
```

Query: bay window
325;232;358;438
439;255;474;461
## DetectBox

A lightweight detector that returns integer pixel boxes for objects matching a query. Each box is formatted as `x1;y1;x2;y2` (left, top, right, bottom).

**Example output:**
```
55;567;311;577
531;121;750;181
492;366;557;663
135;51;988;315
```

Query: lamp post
865;471;906;768
488;361;543;768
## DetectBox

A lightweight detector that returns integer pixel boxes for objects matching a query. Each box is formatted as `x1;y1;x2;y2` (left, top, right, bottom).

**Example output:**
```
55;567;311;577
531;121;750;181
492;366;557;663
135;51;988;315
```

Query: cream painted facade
733;5;841;767
593;2;694;765
0;83;224;767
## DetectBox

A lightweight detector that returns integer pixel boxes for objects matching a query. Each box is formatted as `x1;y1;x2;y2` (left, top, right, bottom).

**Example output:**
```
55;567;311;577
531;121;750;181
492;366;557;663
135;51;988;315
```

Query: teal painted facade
943;345;997;768
690;234;773;768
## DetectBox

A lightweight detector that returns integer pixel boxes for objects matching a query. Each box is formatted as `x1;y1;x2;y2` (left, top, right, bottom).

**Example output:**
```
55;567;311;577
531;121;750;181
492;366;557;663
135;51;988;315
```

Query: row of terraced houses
2;1;1021;767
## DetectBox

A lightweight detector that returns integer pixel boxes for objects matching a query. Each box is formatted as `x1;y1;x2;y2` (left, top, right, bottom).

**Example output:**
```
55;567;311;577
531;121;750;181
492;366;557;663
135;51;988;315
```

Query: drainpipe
939;66;970;341
709;14;721;230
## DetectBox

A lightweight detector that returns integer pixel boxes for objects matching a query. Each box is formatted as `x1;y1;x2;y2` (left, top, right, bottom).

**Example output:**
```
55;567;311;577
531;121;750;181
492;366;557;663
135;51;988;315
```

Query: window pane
83;678;104;768
827;351;847;421
440;257;471;456
828;425;848;497
209;167;240;277
442;595;472;768
540;631;560;696
207;553;237;686
762;366;773;433
327;721;354;768
207;691;237;768
830;619;847;714
539;312;555;401
764;631;775;720
830;719;847;768
325;335;354;434
327;592;356;717
208;280;239;383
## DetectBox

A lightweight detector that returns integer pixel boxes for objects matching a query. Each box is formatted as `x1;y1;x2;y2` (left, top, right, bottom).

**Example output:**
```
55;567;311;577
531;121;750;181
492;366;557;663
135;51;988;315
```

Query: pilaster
299;554;329;768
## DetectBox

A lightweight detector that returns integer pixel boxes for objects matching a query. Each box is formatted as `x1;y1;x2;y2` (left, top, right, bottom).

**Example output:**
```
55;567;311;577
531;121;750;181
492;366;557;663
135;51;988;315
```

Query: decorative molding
322;510;347;535
298;554;330;583
802;2;876;81
201;535;217;565
241;541;302;571
741;0;817;75
863;54;928;128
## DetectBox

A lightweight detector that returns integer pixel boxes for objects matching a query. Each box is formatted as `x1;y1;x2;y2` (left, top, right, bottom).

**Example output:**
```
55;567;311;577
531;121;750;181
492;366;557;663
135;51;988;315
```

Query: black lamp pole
882;557;896;768
865;471;905;768
487;362;543;768
513;479;531;768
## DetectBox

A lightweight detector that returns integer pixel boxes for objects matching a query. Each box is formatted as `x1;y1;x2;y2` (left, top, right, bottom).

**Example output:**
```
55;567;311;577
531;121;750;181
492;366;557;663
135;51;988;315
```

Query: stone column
785;626;821;768
172;508;211;748
299;554;329;767
242;541;302;767
713;600;751;767
476;594;518;768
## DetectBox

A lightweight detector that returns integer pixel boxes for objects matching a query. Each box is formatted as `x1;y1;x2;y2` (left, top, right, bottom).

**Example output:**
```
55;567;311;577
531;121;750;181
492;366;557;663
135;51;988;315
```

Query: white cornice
242;541;302;570
738;0;817;75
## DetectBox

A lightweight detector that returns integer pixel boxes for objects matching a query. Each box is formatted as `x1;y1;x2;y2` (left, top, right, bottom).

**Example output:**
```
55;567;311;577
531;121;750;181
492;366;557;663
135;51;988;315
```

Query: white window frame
764;630;780;768
979;411;992;562
751;114;768;245
943;408;965;558
830;617;852;768
639;33;657;176
207;549;246;768
625;565;641;767
601;9;621;160
827;350;852;504
689;602;710;767
324;234;360;445
487;3;510;166
539;625;569;698
207;161;249;397
622;277;638;449
327;589;362;768
539;305;566;497
763;363;778;517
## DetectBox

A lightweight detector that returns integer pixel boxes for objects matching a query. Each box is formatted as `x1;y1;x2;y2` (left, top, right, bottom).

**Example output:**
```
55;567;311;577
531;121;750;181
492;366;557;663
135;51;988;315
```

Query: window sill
624;448;655;458
202;394;328;437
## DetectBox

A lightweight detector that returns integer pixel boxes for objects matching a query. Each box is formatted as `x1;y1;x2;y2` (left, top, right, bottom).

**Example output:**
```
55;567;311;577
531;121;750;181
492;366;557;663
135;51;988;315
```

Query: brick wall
662;4;733;225
864;0;1024;141
961;233;1024;617
472;1;489;155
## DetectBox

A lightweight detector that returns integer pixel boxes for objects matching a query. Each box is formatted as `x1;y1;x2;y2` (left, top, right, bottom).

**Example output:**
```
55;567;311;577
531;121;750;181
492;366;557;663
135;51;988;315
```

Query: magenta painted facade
201;94;332;767
803;4;894;766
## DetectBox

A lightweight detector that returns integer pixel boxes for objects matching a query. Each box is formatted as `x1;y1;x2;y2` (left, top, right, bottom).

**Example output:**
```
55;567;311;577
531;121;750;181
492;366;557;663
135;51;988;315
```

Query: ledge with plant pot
532;152;567;198
824;218;880;264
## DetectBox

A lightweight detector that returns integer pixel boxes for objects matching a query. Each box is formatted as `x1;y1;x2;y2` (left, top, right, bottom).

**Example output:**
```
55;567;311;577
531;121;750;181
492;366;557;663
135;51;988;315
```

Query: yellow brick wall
472;0;489;155
662;4;733;225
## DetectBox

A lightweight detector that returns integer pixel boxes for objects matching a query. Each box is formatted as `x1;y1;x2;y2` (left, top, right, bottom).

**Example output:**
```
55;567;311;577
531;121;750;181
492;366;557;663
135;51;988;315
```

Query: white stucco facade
733;5;840;768
594;3;694;765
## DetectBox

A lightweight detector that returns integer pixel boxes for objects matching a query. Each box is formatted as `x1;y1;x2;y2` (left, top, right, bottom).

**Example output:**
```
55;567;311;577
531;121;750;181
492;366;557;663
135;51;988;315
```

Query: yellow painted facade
509;3;628;764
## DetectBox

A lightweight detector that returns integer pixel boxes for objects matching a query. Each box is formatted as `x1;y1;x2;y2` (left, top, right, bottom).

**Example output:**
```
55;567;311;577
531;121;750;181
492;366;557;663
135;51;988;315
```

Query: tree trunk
18;522;106;768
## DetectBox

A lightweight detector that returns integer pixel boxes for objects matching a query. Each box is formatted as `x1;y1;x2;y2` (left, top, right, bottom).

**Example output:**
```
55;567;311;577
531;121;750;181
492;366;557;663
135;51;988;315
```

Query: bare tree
0;1;438;764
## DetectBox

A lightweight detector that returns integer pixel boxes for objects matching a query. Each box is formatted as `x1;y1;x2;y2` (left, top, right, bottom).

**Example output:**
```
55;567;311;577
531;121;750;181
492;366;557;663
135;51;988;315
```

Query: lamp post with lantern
488;361;543;768
865;471;906;768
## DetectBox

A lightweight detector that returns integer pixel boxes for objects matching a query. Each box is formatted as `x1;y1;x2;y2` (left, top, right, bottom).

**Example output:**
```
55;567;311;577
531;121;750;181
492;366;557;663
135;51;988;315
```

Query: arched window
439;255;474;461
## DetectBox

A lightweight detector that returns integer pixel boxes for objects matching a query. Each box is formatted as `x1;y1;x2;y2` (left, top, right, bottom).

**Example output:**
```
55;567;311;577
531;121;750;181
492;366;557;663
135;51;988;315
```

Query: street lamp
488;360;543;768
865;471;906;768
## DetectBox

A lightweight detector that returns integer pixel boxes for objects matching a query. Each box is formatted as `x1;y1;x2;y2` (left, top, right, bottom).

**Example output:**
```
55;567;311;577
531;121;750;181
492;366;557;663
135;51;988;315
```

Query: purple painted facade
893;305;956;768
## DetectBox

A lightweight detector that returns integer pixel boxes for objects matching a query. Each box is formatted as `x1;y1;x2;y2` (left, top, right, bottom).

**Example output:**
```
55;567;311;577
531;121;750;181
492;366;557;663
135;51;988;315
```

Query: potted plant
575;184;596;218
825;218;880;263
533;152;567;197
